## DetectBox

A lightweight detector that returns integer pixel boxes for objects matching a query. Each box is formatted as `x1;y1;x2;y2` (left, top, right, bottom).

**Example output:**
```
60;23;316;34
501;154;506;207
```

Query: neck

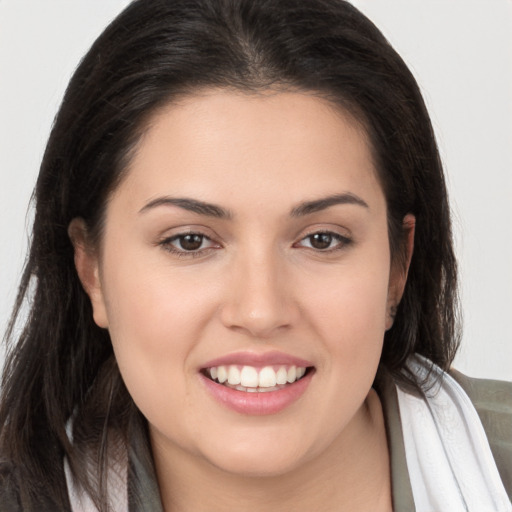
152;390;392;512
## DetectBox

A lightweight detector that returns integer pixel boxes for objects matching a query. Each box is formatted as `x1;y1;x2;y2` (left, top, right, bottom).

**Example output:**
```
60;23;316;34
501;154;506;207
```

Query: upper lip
201;350;314;369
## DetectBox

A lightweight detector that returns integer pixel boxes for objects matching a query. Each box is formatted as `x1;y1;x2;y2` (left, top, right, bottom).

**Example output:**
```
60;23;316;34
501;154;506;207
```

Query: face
73;90;409;478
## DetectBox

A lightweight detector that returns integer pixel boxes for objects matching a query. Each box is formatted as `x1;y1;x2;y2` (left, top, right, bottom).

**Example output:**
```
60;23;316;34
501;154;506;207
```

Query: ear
68;218;109;328
386;214;415;330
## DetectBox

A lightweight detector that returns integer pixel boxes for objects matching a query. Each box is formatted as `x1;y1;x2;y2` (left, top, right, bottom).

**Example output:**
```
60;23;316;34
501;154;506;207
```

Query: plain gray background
1;0;511;380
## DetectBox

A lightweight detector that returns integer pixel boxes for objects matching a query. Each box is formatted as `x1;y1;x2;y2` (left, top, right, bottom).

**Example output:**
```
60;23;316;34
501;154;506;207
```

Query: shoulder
450;369;512;441
450;369;512;501
450;368;512;408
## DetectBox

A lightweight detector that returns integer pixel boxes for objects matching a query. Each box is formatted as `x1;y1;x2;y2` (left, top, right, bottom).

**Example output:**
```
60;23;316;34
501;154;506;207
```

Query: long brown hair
1;0;459;509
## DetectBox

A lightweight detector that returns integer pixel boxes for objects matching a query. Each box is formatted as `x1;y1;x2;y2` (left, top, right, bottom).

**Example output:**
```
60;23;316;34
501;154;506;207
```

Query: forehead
113;89;383;213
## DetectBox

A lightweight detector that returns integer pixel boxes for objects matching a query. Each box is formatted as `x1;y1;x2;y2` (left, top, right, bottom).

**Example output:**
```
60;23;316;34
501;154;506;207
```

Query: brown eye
295;231;351;252
177;234;205;251
160;231;221;257
309;233;333;250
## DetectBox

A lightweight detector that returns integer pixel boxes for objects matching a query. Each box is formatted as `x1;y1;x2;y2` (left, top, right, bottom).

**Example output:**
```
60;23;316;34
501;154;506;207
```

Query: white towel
397;355;512;511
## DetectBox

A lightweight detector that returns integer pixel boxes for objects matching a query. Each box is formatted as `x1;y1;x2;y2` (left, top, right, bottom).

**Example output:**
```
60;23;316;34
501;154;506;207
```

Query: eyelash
158;230;352;258
159;232;220;258
294;231;352;252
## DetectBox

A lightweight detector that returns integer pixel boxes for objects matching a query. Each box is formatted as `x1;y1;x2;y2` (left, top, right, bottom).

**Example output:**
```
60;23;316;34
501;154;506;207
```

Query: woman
0;0;510;511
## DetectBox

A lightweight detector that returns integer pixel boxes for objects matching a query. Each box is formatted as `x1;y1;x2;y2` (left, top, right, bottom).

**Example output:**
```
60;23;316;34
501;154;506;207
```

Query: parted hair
0;0;459;509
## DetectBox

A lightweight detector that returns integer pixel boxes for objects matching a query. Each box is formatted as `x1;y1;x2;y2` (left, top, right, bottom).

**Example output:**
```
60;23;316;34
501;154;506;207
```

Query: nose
219;249;298;339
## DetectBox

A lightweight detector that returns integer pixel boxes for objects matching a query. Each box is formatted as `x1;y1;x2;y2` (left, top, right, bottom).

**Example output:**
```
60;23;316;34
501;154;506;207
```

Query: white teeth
208;364;308;390
276;366;288;385
217;366;228;383
227;366;241;385
240;366;259;387
259;366;277;387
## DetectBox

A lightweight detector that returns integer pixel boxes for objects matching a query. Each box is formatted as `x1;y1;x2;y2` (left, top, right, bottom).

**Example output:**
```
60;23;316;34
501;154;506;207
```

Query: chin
212;455;303;479
202;436;312;479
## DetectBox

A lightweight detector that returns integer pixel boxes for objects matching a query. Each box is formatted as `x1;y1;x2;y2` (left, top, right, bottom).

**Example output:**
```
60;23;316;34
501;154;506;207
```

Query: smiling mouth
202;364;312;393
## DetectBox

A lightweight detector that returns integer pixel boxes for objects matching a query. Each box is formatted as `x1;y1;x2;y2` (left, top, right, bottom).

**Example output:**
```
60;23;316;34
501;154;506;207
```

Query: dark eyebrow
290;193;369;217
139;197;232;219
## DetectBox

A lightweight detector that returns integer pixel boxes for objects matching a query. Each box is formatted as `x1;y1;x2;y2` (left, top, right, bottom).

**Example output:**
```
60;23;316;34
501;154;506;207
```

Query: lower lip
200;371;314;415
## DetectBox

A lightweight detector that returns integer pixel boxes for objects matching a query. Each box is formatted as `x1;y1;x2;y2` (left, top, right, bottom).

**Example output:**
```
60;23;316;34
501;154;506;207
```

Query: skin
71;90;414;511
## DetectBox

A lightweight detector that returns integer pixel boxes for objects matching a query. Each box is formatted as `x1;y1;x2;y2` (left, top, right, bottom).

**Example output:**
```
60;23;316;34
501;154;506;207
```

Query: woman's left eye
295;231;350;251
160;233;218;255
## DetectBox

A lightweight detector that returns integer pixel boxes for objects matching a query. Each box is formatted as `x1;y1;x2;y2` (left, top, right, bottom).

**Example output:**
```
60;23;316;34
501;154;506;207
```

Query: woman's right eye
160;233;219;256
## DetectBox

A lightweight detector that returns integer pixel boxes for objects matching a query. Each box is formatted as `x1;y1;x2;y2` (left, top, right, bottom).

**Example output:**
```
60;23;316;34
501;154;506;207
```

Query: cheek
98;246;221;418
296;251;391;392
100;237;221;338
301;262;390;345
